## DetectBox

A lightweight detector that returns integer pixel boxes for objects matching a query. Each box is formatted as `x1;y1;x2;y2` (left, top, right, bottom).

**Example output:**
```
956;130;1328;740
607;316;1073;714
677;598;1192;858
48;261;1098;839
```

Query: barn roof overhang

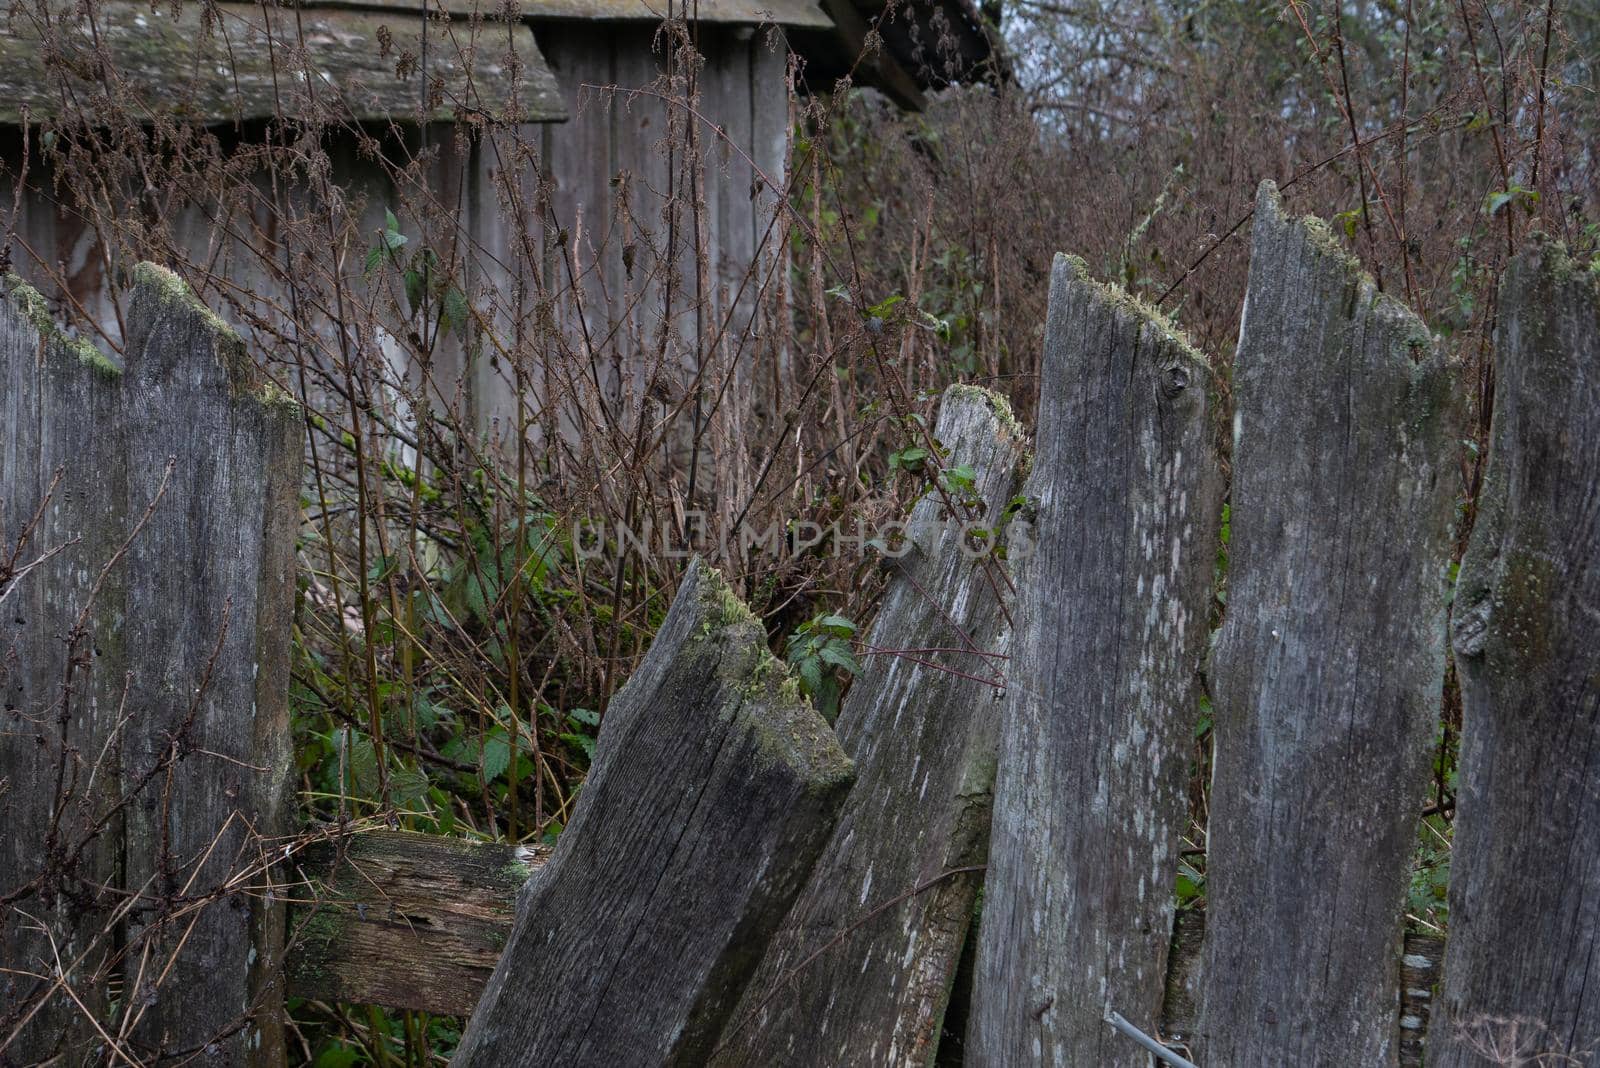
0;2;568;125
0;0;993;128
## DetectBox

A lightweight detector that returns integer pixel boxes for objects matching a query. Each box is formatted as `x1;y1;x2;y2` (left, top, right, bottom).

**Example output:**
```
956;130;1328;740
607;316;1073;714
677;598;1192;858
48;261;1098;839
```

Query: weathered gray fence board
0;267;301;1066
113;265;302;1065
970;254;1222;1065
0;277;128;1063
1426;245;1600;1066
452;560;853;1066
713;385;1025;1066
1195;181;1460;1066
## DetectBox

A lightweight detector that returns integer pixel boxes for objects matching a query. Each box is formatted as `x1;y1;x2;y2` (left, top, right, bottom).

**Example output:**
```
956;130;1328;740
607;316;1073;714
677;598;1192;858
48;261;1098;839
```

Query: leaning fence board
1195;181;1460;1066
1426;245;1600;1066
452;560;854;1066
970;254;1222;1065
0;267;302;1066
713;385;1025;1066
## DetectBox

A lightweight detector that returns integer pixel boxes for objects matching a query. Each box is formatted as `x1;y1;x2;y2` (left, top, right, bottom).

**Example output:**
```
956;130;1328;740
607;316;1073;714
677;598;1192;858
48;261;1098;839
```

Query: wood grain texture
970;254;1222;1066
713;385;1025;1067
1160;911;1446;1068
452;559;853;1066
0;276;127;1065
0;2;565;124
1195;181;1461;1067
1425;244;1600;1067
287;831;544;1016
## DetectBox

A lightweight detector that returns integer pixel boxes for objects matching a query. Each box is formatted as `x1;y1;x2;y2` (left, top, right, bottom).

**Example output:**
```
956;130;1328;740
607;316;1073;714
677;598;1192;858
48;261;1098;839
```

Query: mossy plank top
0;2;566;125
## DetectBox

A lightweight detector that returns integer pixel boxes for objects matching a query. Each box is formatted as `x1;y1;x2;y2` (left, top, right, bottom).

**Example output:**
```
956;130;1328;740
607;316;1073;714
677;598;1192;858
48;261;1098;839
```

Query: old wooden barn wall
3;19;794;453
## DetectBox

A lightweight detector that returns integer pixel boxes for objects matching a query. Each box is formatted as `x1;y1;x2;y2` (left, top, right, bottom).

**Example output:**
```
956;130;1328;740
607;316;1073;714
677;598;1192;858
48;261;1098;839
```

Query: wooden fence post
1195;181;1460;1065
0;266;301;1065
713;385;1026;1066
1426;244;1600;1066
452;559;854;1066
1;274;129;1062
970;255;1223;1065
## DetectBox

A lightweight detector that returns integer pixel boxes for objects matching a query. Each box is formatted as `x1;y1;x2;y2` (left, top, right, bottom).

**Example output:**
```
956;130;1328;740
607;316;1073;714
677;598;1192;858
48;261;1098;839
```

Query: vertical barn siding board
614;31;686;417
707;31;753;357
971;255;1222;1066
538;32;624;436
1195;181;1460;1067
714;386;1024;1067
467;123;545;448
747;35;790;401
0;277;126;1065
1426;246;1600;1066
452;561;853;1066
117;265;301;1065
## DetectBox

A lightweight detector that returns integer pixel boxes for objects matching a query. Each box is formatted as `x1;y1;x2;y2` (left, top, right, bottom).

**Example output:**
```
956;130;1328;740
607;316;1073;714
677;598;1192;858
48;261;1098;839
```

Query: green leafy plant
784;613;863;723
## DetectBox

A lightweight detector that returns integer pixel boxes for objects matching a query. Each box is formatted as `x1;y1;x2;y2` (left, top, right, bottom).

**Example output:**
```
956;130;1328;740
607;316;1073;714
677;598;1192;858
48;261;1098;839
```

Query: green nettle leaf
867;293;904;318
559;732;597;760
481;735;511;782
403;269;424;314
818;643;862;675
568;706;600;727
442;286;470;335
817;614;856;635
798;656;824;697
345;735;379;796
390;766;431;803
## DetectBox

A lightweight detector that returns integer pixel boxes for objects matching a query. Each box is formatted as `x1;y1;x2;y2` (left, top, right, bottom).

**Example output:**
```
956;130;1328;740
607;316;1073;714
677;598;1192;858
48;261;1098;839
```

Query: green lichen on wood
2;273;122;379
130;262;300;412
132;261;241;343
696;561;760;630
1054;252;1208;366
945;383;1024;440
738;676;853;789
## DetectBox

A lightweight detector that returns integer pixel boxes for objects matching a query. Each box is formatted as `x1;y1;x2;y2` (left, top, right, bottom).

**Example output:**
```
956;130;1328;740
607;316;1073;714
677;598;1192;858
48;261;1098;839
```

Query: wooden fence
2;176;1597;1067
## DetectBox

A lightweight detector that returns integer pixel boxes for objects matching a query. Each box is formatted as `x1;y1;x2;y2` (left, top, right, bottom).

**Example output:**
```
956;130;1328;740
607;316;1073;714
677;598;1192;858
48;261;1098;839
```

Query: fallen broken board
286;830;545;1017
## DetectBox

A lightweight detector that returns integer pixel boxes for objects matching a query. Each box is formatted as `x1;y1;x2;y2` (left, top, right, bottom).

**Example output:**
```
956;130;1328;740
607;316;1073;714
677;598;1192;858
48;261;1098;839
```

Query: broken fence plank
713;384;1026;1067
1426;244;1600;1066
287;831;545;1017
971;254;1223;1065
1196;181;1461;1066
451;560;854;1066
